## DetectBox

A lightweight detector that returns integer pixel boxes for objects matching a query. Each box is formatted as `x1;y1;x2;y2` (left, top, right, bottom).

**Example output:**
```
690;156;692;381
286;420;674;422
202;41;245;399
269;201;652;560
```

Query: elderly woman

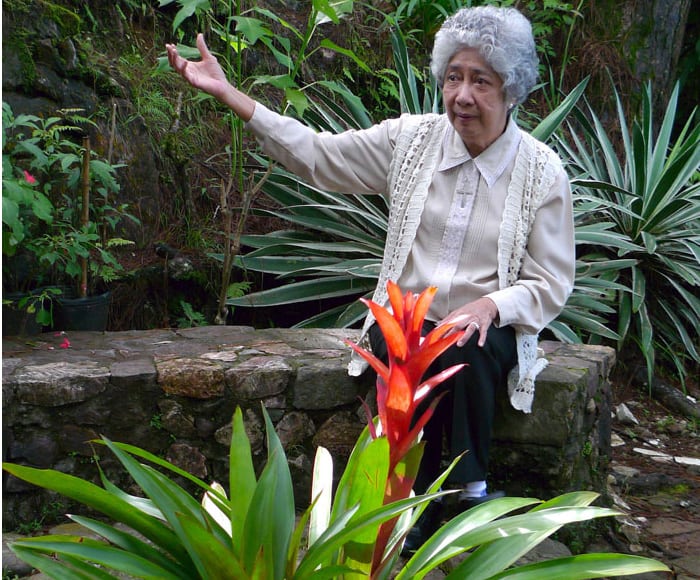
167;5;574;550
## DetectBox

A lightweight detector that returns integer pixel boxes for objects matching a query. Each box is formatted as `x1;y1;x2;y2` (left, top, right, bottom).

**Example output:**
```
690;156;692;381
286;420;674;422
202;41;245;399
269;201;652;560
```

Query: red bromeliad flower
347;281;468;571
347;281;467;474
23;170;37;184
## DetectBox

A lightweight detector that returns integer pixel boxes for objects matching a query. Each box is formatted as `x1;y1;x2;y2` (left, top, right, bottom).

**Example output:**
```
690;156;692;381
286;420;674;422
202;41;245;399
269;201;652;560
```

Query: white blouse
246;104;574;336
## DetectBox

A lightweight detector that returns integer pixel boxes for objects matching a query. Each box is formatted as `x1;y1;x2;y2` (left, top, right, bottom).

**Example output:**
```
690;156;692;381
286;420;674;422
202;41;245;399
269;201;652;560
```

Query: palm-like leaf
553;81;700;385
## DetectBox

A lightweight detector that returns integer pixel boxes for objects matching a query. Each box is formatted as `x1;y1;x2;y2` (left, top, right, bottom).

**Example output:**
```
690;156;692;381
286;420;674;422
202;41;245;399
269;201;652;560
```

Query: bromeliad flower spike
346;281;467;572
347;281;467;473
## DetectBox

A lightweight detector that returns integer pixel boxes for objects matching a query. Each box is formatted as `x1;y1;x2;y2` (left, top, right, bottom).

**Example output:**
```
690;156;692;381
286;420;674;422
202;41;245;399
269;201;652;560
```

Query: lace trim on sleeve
500;132;561;409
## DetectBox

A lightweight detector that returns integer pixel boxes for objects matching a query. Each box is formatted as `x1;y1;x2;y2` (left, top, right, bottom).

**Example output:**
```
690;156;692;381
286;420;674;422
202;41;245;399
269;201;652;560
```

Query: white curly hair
431;5;539;106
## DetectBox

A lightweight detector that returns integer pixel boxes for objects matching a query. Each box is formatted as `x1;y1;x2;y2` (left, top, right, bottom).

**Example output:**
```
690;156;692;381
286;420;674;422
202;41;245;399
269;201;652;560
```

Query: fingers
456;320;487;347
196;33;212;59
165;43;183;72
440;297;499;348
438;313;468;328
165;33;209;74
441;311;491;348
476;322;488;347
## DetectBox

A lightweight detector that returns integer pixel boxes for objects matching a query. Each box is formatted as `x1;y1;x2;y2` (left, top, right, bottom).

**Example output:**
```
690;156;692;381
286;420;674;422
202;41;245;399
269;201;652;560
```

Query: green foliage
176;299;208;328
158;1;374;325
1;102;126;227
2;105;55;260
389;24;440;115
381;0;582;68
157;0;365;118
3;406;668;579
117;46;191;149
2;286;63;328
32;225;134;292
226;280;250;299
149;413;163;430
2;101;139;297
2;102;92;203
554;81;700;386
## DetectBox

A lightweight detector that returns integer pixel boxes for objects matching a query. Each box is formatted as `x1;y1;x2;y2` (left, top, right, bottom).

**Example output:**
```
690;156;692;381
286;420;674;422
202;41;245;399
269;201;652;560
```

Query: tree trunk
620;0;691;113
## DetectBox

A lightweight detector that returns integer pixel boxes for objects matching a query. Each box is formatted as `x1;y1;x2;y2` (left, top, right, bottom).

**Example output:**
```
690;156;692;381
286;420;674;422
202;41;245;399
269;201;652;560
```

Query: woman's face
442;48;509;156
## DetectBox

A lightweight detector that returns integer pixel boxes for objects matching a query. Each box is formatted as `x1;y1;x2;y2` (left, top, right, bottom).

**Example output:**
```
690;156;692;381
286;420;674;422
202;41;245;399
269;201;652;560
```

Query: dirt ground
604;373;700;578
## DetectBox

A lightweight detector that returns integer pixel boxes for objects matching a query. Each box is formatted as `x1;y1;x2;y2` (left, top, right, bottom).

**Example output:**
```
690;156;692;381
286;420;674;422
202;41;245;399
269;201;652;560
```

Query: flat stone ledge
2;328;615;529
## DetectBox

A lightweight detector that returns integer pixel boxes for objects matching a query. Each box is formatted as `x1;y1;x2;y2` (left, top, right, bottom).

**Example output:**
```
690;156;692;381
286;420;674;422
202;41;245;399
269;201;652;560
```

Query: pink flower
60;338;71;349
23;170;37;184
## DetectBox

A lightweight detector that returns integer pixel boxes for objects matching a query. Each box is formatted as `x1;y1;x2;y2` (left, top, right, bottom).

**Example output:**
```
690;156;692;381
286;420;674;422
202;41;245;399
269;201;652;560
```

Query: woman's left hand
438;297;499;347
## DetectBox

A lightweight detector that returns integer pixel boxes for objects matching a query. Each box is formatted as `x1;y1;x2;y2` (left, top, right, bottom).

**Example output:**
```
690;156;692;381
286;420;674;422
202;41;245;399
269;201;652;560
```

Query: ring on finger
469;321;480;331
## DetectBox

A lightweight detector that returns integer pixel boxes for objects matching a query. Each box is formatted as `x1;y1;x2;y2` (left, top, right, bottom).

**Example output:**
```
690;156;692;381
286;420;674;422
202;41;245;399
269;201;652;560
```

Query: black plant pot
54;291;111;332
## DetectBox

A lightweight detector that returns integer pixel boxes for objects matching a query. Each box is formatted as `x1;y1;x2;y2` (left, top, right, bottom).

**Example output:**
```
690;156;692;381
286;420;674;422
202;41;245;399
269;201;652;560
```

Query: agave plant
553;81;700;385
3;283;669;579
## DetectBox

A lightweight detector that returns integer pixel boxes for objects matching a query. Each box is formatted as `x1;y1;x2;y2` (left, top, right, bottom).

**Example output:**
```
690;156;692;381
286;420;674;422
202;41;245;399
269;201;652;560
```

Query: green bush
2;102;139;299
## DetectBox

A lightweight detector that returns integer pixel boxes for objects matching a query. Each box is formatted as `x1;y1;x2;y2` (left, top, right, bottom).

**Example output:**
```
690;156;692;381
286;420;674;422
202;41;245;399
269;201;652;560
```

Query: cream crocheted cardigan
347;113;561;414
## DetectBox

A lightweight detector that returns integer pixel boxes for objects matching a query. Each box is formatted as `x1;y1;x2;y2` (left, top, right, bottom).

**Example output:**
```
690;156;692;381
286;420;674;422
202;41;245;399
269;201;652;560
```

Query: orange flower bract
347;281;467;472
347;281;467;571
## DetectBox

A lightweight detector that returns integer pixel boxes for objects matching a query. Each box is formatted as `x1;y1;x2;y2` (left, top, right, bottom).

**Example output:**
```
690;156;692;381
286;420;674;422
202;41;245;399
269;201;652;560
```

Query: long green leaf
103;440;212;491
531;77;588;142
397;497;542;579
9;545;114;580
11;535;182;578
336;436;390;575
449;491;604;578
230;407;257;552
2;462;189;564
402;503;621;577
174;511;250;579
489;553;669;579
241;407;295;579
227;276;376;307
68;515;184;576
390;25;421;114
100;438;213;577
292;295;371;328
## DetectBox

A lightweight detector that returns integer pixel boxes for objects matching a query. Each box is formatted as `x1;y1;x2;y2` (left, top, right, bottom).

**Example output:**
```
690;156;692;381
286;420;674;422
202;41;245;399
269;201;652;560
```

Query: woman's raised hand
166;33;255;121
166;34;229;98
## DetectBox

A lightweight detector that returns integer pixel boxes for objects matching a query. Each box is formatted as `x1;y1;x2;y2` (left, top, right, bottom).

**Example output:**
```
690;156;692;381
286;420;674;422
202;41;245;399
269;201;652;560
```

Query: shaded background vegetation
3;0;698;386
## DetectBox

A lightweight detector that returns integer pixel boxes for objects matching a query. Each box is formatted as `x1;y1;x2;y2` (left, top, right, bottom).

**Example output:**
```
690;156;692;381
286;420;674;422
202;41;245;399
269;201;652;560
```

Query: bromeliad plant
341;281;468;573
3;283;669;578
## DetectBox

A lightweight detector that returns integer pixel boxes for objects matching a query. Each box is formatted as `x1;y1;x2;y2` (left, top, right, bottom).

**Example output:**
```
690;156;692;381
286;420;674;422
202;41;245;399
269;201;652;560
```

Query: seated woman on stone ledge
166;4;575;552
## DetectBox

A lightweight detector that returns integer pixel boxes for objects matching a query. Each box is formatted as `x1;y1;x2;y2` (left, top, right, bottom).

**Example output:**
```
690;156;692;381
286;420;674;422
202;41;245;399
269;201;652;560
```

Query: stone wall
2;327;614;530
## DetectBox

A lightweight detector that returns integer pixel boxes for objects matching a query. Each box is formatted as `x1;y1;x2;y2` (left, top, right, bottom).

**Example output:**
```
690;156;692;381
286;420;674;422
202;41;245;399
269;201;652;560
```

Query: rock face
2;2;163;240
2;328;615;530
